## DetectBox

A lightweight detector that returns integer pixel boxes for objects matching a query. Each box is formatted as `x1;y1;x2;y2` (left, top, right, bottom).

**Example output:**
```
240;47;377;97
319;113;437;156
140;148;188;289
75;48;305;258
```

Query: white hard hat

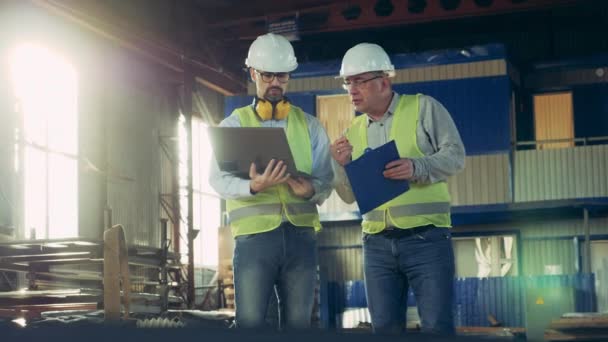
338;43;395;78
245;33;298;72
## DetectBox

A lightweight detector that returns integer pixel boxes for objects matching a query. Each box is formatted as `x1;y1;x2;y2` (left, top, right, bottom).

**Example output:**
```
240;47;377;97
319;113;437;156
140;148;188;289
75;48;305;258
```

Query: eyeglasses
256;70;290;84
342;75;384;90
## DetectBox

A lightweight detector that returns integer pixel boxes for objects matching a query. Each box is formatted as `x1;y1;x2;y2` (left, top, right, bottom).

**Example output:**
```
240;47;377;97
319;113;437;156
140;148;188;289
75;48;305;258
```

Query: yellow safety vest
226;105;321;237
345;94;452;234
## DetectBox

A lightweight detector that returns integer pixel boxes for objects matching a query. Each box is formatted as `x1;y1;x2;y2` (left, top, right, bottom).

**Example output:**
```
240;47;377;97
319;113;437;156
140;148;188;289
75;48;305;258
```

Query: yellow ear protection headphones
253;96;291;121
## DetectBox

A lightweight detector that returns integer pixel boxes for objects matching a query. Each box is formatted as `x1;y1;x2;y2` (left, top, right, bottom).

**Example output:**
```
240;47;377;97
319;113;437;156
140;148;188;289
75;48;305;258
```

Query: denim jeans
233;222;318;329
363;225;455;335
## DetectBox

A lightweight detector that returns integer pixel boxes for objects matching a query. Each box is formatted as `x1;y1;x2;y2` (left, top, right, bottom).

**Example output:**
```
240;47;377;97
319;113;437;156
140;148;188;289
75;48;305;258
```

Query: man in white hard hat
331;43;465;335
209;33;333;329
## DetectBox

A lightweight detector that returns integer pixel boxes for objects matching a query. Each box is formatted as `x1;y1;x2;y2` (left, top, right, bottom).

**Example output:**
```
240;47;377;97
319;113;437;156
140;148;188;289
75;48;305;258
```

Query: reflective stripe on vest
229;202;318;222
364;202;451;221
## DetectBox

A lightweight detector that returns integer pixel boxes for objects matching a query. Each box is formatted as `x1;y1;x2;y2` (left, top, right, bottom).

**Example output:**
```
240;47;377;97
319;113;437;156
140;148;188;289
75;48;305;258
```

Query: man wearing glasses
331;43;465;335
209;33;333;329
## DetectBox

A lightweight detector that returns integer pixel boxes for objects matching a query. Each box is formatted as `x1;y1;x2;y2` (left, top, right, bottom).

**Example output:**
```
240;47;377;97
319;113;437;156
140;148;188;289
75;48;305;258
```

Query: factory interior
0;0;608;341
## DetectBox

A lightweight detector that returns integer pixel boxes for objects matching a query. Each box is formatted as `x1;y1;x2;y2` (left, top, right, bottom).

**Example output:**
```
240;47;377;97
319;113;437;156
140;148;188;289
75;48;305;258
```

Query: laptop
208;127;312;179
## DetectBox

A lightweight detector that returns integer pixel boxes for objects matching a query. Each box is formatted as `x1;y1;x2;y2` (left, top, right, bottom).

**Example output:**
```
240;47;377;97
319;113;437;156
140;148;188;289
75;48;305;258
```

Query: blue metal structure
320;198;608;227
290;44;508;79
322;274;596;329
393;77;511;155
224;43;513;155
573;83;608;139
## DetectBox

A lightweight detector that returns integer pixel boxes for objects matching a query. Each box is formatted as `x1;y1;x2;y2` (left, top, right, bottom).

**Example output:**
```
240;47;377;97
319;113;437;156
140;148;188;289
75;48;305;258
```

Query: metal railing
514;136;608;149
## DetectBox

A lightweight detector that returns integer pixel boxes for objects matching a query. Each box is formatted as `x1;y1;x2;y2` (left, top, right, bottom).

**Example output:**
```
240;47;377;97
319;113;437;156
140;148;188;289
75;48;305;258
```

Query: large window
453;234;518;278
10;43;78;239
178;116;220;267
192;119;220;267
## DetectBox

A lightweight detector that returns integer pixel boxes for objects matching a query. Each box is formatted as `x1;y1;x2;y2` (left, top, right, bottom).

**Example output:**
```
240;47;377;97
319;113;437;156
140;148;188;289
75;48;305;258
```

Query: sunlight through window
178;116;220;267
10;43;78;239
193;120;220;267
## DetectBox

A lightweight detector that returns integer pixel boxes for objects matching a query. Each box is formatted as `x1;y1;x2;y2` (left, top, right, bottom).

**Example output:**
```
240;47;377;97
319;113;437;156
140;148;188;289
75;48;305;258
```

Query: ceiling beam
29;0;245;95
208;0;583;40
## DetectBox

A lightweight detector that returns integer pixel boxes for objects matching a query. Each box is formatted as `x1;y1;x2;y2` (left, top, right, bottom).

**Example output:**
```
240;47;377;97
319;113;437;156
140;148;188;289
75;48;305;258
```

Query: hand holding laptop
249;159;290;194
285;176;315;199
248;158;315;199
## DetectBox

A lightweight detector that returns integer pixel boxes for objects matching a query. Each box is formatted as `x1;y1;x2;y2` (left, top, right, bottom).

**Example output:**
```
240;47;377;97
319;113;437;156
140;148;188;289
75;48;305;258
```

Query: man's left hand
286;177;315;199
383;159;415;180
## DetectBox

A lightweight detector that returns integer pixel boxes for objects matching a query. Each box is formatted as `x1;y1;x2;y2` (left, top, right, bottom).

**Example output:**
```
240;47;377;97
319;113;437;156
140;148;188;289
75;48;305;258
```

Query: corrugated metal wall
518;217;608;239
324;275;596;328
514;145;608;202
454;216;608;277
454;276;525;327
78;50;112;240
519;217;608;276
248;60;507;94
75;49;222;255
318;222;364;282
456;274;596;327
101;51;173;247
158;86;178;254
320;209;608;284
241;61;512;156
522;239;578;275
456;217;608;240
72;33;226;251
320;216;608;282
448;153;511;206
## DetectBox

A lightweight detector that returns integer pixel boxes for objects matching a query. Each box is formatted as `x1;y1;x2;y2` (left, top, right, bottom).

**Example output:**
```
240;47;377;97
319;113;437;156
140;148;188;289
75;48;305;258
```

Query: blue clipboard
344;140;410;215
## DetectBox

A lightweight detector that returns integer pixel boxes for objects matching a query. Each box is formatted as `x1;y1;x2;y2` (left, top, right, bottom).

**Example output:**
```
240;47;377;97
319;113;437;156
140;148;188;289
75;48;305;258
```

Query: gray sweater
333;92;466;204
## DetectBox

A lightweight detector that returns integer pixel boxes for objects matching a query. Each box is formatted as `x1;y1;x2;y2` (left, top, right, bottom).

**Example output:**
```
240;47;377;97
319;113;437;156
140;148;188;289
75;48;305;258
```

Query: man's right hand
331;136;353;166
249;159;290;194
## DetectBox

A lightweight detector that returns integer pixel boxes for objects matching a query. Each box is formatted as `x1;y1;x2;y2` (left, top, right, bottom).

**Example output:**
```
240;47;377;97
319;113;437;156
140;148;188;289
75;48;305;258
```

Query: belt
279;221;314;231
378;224;436;238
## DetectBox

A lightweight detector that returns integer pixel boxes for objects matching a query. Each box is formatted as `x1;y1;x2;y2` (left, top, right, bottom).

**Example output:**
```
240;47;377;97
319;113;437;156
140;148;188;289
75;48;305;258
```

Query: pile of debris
545;313;608;341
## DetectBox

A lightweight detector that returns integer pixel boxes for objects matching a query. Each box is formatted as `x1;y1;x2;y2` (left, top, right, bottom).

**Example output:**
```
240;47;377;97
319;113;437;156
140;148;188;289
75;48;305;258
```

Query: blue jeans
233;223;318;329
363;225;455;335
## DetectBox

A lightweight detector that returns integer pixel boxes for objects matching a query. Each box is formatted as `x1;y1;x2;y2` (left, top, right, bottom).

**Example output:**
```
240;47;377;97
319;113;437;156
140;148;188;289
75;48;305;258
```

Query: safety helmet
245;33;298;72
338;43;395;78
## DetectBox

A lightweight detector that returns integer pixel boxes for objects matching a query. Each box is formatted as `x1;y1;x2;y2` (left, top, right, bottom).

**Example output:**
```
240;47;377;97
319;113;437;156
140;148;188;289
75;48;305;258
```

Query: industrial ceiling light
408;0;427;14
374;0;394;17
342;5;362;20
440;0;461;11
474;0;493;7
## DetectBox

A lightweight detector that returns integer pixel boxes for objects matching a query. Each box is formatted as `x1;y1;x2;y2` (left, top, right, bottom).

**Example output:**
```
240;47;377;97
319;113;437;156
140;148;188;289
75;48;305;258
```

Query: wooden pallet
546;314;608;341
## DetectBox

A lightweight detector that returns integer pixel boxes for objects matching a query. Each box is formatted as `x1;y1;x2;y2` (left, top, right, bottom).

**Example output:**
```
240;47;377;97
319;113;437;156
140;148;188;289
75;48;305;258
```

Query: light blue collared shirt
209;103;334;206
